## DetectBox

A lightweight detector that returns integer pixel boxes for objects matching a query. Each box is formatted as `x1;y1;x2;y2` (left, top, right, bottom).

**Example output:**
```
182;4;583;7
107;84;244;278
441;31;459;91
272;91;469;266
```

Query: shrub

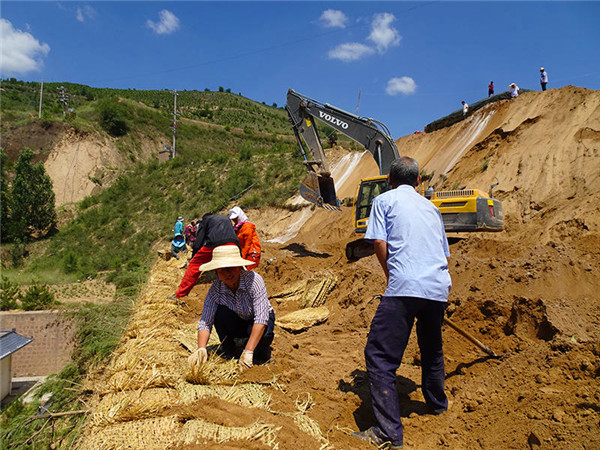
0;279;20;311
97;98;129;137
63;251;78;273
20;284;58;311
10;238;27;266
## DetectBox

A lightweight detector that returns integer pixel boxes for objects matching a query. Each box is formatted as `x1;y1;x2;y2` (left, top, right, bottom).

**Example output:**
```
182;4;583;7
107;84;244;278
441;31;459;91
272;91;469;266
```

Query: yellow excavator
286;89;504;259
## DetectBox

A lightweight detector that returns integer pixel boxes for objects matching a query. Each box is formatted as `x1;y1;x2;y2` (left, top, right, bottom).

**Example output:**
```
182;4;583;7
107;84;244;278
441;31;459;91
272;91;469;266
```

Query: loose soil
79;86;600;449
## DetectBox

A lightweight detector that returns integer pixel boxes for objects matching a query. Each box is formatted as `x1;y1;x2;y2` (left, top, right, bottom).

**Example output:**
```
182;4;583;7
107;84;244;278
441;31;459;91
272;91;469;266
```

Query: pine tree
1;150;12;241
11;148;57;237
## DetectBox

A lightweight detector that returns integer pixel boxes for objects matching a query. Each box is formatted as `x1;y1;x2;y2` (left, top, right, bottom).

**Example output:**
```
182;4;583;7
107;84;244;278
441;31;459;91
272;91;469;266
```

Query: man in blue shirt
353;156;451;449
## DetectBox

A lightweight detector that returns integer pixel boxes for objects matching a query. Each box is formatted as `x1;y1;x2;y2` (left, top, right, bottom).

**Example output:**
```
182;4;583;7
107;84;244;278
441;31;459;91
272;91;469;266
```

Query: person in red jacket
229;207;261;270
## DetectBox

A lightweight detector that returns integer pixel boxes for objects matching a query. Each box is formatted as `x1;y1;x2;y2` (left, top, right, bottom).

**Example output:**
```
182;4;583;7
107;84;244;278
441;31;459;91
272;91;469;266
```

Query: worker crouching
188;245;275;370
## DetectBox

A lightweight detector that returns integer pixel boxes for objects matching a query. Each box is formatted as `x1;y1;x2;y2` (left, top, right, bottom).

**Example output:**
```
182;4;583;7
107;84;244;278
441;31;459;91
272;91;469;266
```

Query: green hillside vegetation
0;79;291;136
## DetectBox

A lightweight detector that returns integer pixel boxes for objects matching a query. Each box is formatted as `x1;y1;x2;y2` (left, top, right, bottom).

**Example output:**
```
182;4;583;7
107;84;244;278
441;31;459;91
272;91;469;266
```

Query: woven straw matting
276;306;330;332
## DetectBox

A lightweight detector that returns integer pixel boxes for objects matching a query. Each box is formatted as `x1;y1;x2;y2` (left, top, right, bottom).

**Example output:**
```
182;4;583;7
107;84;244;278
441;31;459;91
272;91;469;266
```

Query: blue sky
2;1;600;137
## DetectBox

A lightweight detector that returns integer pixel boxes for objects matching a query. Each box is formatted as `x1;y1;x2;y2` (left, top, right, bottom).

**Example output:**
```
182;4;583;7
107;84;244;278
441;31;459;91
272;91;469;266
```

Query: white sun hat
198;245;254;272
229;206;243;220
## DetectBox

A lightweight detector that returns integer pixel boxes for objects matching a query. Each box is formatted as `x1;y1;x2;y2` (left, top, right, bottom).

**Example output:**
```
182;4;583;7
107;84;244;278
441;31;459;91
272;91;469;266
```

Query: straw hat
199;245;254;272
540;67;544;71
509;83;516;88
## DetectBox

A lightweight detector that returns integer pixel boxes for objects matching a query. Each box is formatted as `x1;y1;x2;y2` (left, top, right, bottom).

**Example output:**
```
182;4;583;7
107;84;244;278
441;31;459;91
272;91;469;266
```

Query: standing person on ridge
170;214;240;299
352;157;452;449
229;206;261;270
540;67;548;91
488;81;494;97
461;101;469;116
509;83;520;98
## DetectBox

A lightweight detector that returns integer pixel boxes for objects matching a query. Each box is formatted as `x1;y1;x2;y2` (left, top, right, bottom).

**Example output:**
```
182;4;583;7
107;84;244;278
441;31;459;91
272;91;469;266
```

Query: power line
92;2;439;85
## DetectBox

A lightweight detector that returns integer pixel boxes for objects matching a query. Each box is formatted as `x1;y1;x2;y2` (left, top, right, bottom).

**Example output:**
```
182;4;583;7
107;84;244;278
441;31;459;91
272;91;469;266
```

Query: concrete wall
1;356;11;400
0;311;75;377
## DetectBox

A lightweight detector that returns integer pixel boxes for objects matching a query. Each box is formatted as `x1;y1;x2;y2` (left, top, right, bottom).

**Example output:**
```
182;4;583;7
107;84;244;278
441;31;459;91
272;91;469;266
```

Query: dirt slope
79;86;599;449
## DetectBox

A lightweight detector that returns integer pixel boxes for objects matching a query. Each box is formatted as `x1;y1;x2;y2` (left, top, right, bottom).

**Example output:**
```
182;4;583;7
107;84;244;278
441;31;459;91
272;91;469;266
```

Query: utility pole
58;86;68;119
170;90;179;158
356;88;362;116
39;80;44;119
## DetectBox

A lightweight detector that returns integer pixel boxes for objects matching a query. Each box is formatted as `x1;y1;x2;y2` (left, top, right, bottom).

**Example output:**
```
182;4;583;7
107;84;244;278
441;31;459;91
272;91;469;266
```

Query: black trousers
213;304;275;362
365;296;448;445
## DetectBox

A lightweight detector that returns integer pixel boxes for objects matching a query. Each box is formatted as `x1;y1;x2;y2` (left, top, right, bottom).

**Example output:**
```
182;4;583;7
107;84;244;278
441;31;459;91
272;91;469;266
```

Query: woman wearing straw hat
188;245;275;370
509;83;520;98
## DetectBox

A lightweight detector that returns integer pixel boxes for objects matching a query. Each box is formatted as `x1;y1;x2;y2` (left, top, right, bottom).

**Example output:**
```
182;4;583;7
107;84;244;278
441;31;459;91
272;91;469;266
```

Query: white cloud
146;10;180;35
0;19;50;74
76;6;96;23
328;42;374;62
386;77;417;95
319;9;348;29
368;13;401;53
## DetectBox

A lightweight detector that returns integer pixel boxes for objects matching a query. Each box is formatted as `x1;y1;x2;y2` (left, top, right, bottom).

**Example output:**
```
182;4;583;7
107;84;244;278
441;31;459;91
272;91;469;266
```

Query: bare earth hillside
78;86;599;449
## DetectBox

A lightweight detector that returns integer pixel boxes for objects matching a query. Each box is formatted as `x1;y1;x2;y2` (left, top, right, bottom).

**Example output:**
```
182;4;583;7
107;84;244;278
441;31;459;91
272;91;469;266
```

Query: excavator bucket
299;172;340;210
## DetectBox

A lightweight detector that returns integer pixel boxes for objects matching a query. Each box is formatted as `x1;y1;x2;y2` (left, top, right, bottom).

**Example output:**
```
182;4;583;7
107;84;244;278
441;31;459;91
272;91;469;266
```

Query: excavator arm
286;89;400;209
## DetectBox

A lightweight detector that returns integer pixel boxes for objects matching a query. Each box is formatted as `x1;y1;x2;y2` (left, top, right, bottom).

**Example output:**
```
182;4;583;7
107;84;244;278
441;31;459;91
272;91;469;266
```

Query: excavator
285;89;504;259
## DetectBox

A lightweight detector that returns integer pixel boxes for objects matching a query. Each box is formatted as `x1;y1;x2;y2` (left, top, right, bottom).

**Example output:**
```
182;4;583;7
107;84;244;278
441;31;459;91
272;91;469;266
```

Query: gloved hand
239;350;254;369
188;347;208;367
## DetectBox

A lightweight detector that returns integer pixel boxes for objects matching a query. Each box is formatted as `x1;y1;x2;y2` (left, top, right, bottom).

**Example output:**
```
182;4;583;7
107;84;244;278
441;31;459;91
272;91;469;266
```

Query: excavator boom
286;89;399;208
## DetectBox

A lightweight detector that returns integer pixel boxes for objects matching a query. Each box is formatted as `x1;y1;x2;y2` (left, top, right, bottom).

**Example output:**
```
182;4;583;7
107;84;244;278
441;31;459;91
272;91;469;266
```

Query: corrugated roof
0;329;33;360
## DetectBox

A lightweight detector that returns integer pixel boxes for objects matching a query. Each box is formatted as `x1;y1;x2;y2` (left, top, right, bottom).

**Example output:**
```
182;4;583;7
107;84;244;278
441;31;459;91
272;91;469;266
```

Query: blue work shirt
365;184;451;302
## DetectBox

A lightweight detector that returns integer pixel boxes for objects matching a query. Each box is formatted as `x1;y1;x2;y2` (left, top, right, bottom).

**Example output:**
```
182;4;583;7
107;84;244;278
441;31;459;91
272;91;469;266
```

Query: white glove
239;350;254;369
188;348;208;367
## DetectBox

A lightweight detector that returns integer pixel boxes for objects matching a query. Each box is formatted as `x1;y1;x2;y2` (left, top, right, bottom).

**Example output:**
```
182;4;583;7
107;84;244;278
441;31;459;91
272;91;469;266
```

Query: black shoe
351;427;403;449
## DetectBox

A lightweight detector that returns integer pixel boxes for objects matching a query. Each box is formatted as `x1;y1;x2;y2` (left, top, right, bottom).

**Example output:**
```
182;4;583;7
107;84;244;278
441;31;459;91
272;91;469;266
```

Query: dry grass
78;415;180;449
178;418;281;448
102;363;180;394
178;381;271;409
270;393;331;449
276;306;330;332
90;388;179;427
185;353;239;385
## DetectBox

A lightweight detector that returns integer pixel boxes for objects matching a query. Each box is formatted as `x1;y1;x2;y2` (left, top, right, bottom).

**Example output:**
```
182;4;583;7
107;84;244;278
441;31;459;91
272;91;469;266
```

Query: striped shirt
198;270;272;332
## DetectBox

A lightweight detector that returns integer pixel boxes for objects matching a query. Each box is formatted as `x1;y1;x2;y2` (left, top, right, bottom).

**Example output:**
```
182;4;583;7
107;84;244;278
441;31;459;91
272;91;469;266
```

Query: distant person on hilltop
462;101;469;116
509;83;520;98
488;81;494;97
229;206;261;270
540;67;548;91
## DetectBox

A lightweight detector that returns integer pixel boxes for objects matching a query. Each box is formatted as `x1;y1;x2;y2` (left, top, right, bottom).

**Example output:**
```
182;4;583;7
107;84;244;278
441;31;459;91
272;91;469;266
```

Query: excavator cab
352;176;392;232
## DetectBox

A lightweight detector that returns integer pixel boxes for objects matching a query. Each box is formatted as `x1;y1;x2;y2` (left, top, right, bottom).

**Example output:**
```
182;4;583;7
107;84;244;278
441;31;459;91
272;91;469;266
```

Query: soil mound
80;86;600;448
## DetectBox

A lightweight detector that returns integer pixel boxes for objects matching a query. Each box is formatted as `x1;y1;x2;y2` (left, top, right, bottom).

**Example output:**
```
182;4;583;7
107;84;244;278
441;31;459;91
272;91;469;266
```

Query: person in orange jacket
229;206;261;270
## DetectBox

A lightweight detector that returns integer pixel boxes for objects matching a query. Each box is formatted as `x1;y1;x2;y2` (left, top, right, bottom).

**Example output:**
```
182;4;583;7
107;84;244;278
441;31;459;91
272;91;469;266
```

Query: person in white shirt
462;101;469;116
540;67;548;91
509;83;520;98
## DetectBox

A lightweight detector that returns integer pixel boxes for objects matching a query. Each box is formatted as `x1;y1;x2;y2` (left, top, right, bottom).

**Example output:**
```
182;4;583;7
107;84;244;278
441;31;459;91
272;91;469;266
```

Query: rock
527;432;542;448
552;408;565;423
